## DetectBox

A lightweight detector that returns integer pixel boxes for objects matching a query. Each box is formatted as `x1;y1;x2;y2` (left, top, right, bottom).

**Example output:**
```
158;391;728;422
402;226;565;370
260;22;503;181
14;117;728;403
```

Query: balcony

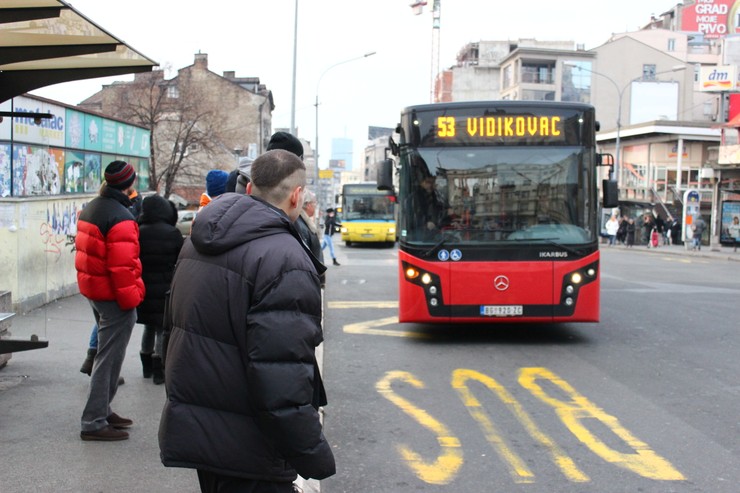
520;66;555;85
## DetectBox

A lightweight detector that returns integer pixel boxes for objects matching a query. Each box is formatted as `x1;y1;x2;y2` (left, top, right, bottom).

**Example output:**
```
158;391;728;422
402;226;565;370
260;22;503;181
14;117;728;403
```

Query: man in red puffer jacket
75;160;145;442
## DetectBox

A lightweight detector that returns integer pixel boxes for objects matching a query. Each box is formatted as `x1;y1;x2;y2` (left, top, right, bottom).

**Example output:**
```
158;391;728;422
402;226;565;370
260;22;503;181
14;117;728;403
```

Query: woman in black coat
137;195;183;384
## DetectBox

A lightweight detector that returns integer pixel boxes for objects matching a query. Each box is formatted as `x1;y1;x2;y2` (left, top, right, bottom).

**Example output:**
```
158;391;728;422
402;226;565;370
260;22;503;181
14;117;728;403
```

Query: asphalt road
321;243;740;492
2;243;739;492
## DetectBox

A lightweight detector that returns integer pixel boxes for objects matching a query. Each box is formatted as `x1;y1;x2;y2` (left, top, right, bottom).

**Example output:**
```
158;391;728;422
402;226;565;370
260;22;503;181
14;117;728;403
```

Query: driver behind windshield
410;175;446;240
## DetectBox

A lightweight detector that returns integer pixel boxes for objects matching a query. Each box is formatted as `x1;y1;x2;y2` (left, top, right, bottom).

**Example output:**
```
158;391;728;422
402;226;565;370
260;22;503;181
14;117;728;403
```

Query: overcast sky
32;0;677;169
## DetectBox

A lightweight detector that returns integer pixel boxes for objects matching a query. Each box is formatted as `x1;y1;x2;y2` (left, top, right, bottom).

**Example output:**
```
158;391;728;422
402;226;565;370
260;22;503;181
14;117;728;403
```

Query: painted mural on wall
0;144;10;197
12;145;63;196
65;150;85;193
0;95;150;198
84;153;102;192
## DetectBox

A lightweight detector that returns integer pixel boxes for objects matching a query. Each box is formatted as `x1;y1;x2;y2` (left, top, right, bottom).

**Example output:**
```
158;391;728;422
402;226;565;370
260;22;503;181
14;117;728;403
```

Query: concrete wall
0;195;93;313
0;291;12;367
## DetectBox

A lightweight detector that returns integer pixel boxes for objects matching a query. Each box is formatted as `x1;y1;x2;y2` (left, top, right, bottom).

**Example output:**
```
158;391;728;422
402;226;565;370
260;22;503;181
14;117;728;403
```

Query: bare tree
103;70;241;199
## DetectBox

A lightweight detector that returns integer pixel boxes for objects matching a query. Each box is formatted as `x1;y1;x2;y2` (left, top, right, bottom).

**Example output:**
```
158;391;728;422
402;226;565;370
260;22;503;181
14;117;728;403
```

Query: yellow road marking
660;257;692;264
377;371;463;485
343;316;428;339
519;367;685;481
453;369;588;483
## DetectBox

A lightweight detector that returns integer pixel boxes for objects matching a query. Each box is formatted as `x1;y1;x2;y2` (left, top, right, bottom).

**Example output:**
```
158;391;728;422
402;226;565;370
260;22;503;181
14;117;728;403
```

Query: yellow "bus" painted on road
377;368;685;486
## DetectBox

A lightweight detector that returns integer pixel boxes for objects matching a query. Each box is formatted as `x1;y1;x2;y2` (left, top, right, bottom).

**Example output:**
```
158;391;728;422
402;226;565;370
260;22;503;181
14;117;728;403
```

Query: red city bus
378;101;617;324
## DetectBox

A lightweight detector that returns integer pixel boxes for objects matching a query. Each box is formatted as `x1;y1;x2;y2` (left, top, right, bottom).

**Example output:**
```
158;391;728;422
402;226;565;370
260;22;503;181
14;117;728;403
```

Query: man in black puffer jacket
159;149;334;492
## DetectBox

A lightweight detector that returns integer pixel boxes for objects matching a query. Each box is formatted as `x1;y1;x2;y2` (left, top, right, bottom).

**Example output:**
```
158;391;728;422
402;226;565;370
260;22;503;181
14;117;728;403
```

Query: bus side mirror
597;152;618;207
602;180;619;208
596;153;614;167
377;158;394;191
389;135;400;156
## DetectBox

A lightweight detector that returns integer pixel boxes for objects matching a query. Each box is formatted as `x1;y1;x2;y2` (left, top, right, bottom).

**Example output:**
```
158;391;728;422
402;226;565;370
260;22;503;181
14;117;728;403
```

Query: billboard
629;81;679;124
699;65;740;92
681;0;740;39
720;200;740;245
329;159;346;170
3;96;65;147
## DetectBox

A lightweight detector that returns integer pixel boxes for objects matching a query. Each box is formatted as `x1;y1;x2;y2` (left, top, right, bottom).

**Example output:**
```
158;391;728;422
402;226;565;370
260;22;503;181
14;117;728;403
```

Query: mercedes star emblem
494;275;510;291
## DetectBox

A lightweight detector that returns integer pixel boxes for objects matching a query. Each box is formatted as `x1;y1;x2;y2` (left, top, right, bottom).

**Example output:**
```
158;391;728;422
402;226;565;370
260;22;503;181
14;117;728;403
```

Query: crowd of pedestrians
72;131;337;492
605;210;697;249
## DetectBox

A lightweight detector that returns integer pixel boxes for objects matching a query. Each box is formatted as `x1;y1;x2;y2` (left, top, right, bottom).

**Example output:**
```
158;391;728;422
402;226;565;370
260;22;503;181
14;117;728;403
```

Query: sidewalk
603;240;740;262
0;293;320;493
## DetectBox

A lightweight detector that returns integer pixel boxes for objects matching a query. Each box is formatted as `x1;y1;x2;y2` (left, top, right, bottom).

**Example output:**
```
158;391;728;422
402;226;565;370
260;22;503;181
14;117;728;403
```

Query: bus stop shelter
0;0;156;355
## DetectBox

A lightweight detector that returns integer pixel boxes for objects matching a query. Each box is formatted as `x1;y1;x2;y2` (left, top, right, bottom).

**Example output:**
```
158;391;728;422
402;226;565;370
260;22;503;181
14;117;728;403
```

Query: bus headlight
388;227;396;234
559;261;598;311
402;261;444;311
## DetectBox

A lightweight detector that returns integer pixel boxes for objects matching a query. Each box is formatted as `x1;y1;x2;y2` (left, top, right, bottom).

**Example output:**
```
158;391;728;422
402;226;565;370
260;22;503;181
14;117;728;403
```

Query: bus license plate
361;234;374;238
480;305;523;317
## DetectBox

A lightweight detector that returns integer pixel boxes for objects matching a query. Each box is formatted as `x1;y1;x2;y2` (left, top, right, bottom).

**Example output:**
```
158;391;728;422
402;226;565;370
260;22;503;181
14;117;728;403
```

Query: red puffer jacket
75;186;145;310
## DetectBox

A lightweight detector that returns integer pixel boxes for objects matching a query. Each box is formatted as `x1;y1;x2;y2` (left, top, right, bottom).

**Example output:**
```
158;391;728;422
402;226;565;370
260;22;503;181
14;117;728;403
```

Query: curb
294;288;325;493
607;243;740;262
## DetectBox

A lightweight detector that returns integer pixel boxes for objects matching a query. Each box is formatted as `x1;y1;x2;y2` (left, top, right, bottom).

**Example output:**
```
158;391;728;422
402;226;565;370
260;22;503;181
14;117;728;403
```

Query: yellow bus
340;183;397;247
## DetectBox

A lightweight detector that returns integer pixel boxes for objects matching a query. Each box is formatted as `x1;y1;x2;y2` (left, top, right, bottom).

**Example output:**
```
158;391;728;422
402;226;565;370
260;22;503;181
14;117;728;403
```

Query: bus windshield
344;195;395;221
401;146;596;246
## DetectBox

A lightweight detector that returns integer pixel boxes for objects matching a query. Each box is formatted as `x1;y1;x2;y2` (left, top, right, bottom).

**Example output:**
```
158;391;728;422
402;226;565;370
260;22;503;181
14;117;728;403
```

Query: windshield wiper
421;230;457;258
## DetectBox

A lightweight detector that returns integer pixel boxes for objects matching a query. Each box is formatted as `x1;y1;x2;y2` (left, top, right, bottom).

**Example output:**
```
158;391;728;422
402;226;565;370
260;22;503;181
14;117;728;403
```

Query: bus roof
401;100;595;115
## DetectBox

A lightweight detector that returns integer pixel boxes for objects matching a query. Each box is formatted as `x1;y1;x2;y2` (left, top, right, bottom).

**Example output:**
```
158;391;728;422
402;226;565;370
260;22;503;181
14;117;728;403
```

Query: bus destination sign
404;103;593;147
437;115;562;141
343;185;391;196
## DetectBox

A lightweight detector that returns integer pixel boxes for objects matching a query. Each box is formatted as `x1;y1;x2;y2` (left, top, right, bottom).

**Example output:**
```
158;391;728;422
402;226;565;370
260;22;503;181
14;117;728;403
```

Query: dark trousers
197;470;294;493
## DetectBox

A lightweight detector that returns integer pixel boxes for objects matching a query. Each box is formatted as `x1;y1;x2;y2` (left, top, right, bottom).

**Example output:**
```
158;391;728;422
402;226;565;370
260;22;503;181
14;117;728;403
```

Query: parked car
176;210;196;236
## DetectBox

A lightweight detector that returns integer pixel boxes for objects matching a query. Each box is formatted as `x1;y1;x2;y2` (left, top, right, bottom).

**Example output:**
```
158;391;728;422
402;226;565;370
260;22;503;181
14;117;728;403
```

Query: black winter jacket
295;212;325;286
136;195;183;327
158;192;333;483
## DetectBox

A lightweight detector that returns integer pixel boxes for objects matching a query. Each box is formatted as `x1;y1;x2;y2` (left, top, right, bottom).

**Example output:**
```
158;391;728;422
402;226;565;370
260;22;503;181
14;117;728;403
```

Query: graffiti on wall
40;201;85;258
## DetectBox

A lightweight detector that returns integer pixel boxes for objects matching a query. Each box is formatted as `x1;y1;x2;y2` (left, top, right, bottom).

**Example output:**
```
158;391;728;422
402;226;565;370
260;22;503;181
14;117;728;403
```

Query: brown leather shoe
107;412;133;429
80;426;129;441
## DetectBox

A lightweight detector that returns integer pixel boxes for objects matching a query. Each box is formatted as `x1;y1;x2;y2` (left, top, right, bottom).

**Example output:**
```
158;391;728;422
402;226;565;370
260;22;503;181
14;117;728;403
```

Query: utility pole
410;0;441;103
430;0;441;103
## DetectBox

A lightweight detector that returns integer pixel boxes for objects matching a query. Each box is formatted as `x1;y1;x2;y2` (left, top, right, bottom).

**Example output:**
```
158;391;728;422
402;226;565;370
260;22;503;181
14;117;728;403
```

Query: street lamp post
290;0;298;135
564;62;685;185
314;51;376;208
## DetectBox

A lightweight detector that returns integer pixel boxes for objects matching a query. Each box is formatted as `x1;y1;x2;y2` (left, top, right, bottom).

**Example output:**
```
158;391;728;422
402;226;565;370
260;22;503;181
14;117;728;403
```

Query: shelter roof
0;0;157;103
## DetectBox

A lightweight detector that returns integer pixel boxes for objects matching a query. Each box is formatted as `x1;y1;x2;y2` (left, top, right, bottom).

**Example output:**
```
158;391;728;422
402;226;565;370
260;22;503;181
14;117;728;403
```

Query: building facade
432;3;740;247
79;53;274;205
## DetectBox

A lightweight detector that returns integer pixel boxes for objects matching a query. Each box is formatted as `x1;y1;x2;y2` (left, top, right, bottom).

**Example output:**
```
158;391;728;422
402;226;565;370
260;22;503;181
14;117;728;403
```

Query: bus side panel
398;250;451;323
552;252;600;323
